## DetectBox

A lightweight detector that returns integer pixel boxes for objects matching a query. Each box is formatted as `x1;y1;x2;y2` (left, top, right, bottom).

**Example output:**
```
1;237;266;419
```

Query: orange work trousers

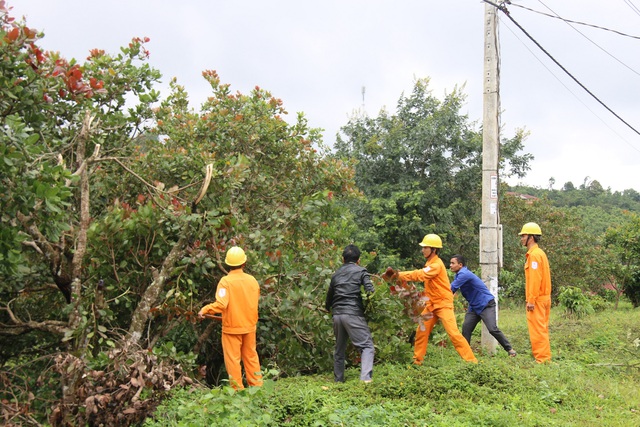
413;306;477;364
526;297;552;363
221;331;263;390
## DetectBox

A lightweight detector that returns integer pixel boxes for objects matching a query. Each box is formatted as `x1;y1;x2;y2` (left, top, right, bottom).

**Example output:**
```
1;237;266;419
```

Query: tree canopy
605;213;640;307
1;5;363;424
334;78;532;270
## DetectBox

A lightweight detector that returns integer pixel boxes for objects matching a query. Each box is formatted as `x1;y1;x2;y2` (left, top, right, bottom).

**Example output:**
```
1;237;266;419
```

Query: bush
498;269;525;302
588;294;609;312
599;288;620;303
625;270;640;308
365;281;415;364
558;286;594;318
143;305;640;427
144;384;277;427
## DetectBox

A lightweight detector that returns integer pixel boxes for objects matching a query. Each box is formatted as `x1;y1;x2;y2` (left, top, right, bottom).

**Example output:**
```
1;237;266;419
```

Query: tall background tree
502;182;640;305
604;213;640;307
334;78;532;271
499;194;613;301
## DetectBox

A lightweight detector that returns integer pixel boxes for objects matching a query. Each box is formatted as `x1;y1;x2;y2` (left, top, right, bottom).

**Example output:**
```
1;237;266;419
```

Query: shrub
599;288;620;303
498;269;525;302
625;269;640;308
558;286;594;318
588;294;609;312
142;305;640;427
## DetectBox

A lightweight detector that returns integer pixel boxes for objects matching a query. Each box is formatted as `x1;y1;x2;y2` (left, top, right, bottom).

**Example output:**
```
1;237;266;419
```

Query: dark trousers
461;299;513;352
332;314;374;382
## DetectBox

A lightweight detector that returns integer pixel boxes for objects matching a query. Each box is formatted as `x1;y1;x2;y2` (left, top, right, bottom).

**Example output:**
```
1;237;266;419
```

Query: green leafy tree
1;5;363;424
88;70;361;378
499;193;613;301
514;181;640;212
0;5;161;342
334;78;531;271
566;205;628;238
0;3;170;424
604;212;640;307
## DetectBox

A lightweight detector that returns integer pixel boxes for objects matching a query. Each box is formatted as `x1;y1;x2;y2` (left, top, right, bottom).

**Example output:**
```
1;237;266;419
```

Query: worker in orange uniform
519;222;552;363
198;246;263;389
396;234;477;364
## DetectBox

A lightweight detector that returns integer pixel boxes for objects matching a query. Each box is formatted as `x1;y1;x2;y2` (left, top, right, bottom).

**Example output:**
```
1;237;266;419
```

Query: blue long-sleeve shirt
450;266;495;314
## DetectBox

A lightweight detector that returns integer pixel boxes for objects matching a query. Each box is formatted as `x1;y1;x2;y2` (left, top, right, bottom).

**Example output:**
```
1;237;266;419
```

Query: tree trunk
61;111;98;425
126;235;187;348
69;111;97;332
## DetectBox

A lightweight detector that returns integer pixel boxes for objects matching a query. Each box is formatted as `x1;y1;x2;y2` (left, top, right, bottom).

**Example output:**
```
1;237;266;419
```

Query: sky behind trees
11;0;640;191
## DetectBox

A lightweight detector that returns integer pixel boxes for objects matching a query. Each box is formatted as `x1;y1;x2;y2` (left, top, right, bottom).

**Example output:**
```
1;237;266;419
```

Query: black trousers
461;299;513;352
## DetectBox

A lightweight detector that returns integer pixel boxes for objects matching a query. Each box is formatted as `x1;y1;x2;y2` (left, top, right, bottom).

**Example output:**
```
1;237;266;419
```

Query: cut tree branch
0;304;67;336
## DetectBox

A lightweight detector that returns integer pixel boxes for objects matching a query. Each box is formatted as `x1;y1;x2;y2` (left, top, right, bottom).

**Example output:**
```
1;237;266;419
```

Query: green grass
145;303;640;427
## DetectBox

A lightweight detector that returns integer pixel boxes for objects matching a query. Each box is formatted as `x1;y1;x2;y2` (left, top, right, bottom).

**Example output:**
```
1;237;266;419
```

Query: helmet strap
525;235;533;247
424;247;436;259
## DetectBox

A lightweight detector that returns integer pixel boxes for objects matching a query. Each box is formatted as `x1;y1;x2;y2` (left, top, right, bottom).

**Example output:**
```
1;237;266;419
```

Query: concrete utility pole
480;2;502;353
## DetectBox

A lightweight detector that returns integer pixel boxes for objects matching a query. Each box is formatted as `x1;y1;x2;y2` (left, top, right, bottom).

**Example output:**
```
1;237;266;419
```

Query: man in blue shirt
450;255;516;356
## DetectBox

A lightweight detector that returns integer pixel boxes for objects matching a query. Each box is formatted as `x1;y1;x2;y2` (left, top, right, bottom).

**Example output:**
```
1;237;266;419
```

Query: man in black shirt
325;244;375;383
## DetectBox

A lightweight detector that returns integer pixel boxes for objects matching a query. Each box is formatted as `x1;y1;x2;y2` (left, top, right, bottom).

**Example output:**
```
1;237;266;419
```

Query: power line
500;19;598;116
536;0;640;77
508;1;640;40
623;0;640;18
499;15;640;153
482;0;640;138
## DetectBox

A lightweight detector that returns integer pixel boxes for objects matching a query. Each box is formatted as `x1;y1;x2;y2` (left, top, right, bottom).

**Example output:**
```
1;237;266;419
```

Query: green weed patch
145;304;640;426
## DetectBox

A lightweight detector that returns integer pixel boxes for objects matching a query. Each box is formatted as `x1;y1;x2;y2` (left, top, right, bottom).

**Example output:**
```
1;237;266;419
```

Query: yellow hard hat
518;222;542;235
225;246;247;266
419;234;443;248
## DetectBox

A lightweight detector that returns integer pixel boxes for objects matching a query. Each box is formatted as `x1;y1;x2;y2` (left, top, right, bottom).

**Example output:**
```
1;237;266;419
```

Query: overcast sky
10;0;640;192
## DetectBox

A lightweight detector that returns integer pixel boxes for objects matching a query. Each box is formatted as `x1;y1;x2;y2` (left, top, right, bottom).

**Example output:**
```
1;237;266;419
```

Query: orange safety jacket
398;254;452;311
524;244;552;303
200;269;260;334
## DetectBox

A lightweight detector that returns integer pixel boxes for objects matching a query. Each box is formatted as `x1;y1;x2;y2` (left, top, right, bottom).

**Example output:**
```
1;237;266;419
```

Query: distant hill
507;180;640;213
506;182;640;236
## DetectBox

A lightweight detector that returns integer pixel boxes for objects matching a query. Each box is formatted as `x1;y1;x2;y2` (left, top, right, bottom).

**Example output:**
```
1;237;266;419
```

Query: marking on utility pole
491;174;498;199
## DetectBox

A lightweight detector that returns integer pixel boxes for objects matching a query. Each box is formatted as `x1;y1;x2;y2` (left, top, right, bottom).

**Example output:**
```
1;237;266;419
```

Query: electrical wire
500;18;593;112
482;0;640;139
499;15;639;153
537;0;640;77
623;0;640;18
507;1;640;40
